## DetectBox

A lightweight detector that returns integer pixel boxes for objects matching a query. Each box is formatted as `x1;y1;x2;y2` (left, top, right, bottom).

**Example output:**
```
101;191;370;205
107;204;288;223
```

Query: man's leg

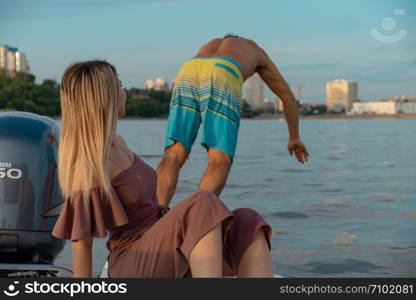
156;141;188;206
199;148;232;196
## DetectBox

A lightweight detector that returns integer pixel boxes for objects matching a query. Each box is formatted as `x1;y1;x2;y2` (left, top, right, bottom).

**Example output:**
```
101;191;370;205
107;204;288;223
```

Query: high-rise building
0;46;8;69
0;45;30;74
326;79;358;112
245;73;264;110
6;50;16;72
16;51;30;73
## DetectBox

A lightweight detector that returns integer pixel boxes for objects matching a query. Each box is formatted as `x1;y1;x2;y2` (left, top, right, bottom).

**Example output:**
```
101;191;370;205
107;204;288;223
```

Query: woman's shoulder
109;135;136;178
113;134;133;155
114;134;128;147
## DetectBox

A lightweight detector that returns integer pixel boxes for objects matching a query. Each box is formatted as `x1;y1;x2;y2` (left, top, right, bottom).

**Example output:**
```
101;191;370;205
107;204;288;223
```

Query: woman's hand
287;138;309;164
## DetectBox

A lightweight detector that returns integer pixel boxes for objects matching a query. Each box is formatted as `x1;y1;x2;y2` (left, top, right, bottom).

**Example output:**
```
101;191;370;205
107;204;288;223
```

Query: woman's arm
72;238;93;277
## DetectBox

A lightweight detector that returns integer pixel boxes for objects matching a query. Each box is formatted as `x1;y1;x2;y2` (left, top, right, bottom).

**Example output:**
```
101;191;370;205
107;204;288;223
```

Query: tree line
0;70;173;117
0;70;260;118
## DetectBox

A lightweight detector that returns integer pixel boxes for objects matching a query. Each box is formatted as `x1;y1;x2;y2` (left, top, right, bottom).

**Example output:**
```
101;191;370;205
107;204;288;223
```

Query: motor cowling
0;111;65;264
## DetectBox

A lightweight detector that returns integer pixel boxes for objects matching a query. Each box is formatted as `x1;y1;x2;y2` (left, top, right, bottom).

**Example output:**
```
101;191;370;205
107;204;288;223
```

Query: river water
54;118;416;277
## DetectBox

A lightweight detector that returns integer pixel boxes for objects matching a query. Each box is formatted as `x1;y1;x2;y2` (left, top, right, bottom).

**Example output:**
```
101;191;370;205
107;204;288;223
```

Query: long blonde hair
58;60;120;201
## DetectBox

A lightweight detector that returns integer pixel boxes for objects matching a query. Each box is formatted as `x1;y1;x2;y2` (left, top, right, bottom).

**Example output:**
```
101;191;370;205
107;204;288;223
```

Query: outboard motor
0;111;70;277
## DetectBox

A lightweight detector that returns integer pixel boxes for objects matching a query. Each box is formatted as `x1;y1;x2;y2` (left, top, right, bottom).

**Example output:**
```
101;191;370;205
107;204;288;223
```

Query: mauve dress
52;153;272;277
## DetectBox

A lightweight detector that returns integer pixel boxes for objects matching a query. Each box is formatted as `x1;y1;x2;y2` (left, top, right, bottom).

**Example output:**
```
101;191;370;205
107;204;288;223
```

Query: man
156;34;309;206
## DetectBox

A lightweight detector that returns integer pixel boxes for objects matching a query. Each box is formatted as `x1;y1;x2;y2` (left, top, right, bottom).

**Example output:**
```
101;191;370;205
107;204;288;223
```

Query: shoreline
46;113;416;121
105;113;416;120
255;113;416;120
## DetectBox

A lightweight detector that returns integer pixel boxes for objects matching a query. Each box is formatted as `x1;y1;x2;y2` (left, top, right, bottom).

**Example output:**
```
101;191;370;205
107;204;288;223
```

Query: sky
0;0;415;103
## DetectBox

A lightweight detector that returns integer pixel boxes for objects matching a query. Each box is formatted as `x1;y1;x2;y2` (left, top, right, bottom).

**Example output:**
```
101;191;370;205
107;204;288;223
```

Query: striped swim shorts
164;56;243;159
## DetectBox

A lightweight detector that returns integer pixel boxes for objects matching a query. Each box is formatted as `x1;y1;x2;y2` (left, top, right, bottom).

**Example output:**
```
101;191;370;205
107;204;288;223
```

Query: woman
52;60;274;278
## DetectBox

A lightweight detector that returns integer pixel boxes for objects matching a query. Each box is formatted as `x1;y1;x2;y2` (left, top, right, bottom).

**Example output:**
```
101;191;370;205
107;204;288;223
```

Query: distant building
145;77;169;91
15;51;29;72
277;97;327;115
326;79;358;112
350;100;395;114
0;46;7;69
7;50;16;72
276;97;301;112
245;73;264;110
263;98;278;113
277;97;284;112
0;45;30;73
145;79;154;89
397;101;416;114
350;97;416;114
276;97;300;112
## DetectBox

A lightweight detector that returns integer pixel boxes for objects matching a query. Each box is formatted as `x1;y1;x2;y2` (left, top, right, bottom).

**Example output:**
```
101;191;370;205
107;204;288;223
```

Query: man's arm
255;47;299;140
254;45;309;163
72;238;93;277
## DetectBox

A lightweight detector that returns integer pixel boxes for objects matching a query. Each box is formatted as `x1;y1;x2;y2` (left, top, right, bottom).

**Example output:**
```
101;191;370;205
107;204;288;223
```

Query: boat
0;111;285;278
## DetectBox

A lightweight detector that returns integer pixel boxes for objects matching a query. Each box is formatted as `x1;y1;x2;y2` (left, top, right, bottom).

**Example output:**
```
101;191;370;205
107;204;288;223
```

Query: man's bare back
194;37;261;81
194;36;296;105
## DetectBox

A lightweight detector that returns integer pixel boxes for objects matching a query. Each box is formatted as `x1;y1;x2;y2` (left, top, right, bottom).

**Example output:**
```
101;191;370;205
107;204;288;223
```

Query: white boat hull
99;262;285;278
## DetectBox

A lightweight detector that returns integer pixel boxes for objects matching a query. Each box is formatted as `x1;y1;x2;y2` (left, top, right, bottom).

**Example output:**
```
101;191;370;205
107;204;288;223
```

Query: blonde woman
52;60;274;278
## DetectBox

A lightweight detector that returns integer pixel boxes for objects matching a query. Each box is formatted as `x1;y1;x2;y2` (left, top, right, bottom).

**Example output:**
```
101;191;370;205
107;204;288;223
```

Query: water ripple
282;169;312;173
320;188;344;193
332;233;358;244
306;259;389;274
269;211;309;219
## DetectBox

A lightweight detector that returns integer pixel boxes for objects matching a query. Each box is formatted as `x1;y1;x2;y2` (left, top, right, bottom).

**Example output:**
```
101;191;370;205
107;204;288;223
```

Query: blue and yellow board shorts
165;56;243;159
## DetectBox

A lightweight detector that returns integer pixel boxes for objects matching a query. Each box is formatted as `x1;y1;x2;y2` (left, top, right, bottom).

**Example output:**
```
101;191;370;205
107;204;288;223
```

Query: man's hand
287;138;309;164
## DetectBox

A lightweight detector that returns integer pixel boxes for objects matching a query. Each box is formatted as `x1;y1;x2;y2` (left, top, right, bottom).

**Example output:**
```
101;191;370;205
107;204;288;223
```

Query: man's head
223;33;240;39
